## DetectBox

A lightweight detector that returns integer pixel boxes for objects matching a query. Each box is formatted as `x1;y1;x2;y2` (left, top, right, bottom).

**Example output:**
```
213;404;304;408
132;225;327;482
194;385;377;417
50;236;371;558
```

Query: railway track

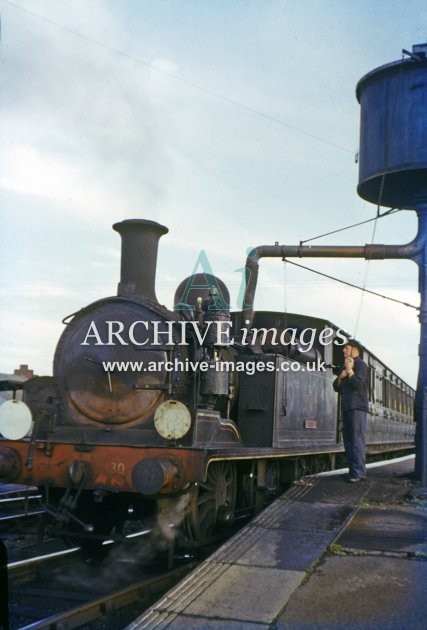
0;484;44;529
0;484;199;629
0;483;72;566
0;487;43;518
7;538;197;630
0;477;284;629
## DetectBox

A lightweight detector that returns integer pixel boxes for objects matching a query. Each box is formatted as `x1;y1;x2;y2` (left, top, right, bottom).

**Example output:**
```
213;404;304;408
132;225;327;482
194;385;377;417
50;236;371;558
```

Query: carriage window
383;376;390;410
392;384;397;412
369;367;376;403
375;374;381;404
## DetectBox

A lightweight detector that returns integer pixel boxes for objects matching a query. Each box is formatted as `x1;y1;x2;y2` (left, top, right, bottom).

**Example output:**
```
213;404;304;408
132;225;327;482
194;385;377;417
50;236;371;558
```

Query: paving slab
335;505;427;553
292;476;372;504
231;527;332;570
277;556;427;630
260;501;354;533
363;478;414;504
184;564;305;623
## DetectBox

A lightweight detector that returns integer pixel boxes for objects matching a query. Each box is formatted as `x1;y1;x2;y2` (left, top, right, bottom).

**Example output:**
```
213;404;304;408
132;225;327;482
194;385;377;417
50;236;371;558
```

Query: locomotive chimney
113;219;168;302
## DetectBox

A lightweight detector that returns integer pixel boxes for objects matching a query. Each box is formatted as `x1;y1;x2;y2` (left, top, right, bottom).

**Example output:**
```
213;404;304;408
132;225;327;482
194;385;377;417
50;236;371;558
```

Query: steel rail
17;562;197;630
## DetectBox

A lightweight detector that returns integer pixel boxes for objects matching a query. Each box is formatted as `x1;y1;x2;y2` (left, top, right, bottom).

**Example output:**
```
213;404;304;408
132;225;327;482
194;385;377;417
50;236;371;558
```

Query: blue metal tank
356;44;427;209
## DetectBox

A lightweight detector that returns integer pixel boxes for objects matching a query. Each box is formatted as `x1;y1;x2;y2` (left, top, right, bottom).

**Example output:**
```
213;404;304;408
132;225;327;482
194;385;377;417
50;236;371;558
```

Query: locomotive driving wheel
183;461;236;544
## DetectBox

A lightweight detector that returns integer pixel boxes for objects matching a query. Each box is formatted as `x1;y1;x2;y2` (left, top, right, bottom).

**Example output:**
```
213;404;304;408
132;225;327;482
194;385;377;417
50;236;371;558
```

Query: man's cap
344;339;363;352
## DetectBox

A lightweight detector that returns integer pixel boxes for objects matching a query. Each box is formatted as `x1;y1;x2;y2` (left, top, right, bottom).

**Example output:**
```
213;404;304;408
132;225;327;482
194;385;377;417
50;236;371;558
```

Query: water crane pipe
241;205;427;484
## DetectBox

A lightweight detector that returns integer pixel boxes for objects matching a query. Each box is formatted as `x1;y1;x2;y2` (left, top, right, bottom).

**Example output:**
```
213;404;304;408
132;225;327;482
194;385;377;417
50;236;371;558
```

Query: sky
0;0;426;387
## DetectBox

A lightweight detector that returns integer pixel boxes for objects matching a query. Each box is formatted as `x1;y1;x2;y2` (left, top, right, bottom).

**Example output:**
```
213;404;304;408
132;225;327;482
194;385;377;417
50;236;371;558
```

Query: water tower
356;44;427;210
357;44;427;483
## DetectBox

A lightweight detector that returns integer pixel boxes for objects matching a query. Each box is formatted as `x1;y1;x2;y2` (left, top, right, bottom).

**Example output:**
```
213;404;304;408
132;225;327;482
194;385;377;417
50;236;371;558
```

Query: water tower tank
356;44;427;209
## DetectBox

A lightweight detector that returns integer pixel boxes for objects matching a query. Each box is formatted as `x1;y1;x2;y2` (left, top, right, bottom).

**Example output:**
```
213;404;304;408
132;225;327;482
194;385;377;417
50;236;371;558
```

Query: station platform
126;455;427;629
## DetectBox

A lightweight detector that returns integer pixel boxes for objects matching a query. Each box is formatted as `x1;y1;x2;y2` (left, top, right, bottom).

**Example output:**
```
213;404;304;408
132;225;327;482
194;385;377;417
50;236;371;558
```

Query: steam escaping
154;493;190;545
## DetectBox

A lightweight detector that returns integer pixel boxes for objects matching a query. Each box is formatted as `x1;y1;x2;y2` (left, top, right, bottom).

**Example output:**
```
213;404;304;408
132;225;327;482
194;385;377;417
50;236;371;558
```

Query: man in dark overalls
333;340;369;482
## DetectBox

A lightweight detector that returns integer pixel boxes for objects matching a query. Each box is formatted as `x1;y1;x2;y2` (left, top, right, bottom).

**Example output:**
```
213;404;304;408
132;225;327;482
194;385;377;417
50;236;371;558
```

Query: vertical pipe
414;205;427;484
419;388;427;486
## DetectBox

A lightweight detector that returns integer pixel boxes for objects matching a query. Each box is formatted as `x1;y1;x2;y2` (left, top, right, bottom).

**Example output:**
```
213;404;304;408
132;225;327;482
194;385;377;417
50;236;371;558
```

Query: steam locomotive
0;220;415;544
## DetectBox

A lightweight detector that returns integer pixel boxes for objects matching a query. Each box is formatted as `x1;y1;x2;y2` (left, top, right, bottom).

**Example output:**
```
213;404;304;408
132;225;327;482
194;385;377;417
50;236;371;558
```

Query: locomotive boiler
0;219;416;544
